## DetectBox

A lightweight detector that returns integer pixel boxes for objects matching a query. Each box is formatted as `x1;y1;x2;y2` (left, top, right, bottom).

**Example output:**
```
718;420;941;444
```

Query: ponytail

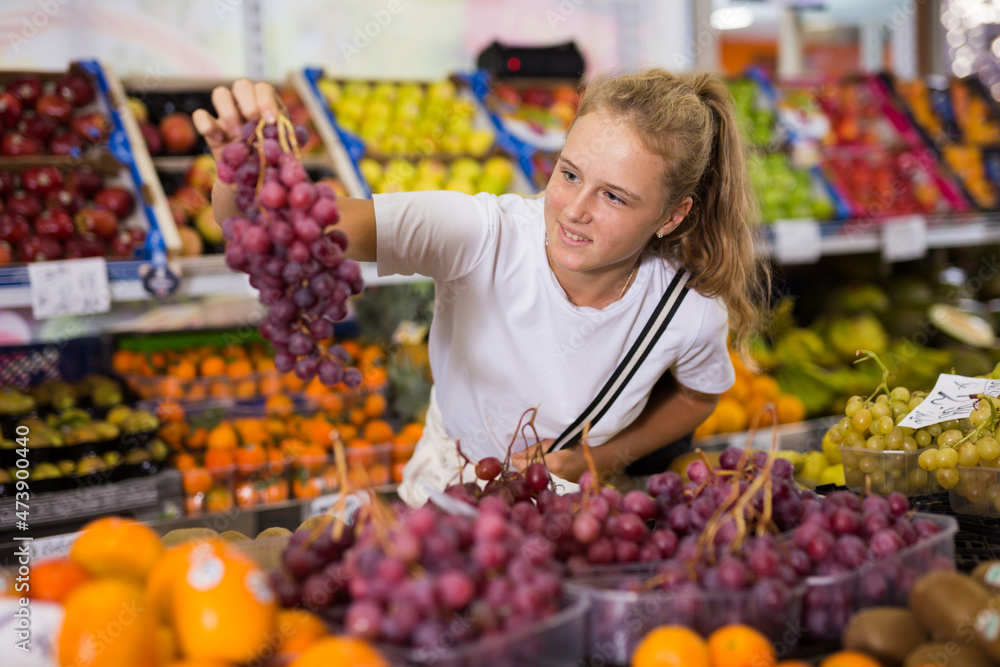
576;69;770;356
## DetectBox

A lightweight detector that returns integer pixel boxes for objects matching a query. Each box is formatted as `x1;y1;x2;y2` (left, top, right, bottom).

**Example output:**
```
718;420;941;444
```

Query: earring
545;233;549;247
656;233;664;238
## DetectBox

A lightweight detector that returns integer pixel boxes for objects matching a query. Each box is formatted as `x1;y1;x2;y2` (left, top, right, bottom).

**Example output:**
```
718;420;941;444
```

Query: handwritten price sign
27;258;111;320
898;374;1000;429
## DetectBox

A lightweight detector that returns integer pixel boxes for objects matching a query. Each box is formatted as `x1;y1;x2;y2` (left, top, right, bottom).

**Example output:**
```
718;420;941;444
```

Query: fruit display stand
298;68;537;198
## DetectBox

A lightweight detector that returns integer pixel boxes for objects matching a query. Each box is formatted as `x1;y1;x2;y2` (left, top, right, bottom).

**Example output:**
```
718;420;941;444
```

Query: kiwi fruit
909;571;1000;661
219;530;250;543
298;515;336;533
971;561;1000;594
904;642;995;667
161;527;219;547
843;607;927;666
257;527;292;540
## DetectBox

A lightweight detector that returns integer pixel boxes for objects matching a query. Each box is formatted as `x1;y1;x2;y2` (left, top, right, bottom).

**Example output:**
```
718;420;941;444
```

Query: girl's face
544;111;684;278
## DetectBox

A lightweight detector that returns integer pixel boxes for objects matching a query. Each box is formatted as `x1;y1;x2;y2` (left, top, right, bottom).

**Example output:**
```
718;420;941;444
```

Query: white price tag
882;215;927;262
29;531;81;563
419;482;479;518
897;374;1000;429
772;220;822;265
303;492;364;524
27;258;111;320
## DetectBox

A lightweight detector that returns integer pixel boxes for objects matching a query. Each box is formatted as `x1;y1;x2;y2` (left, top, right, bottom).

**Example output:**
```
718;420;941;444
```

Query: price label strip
303;491;365;524
772;220;822;265
882;215;927;263
27;258;111;320
897;374;1000;429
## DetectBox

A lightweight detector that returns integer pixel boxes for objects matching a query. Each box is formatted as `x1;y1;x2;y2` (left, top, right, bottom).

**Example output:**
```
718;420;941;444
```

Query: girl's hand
191;79;279;166
511;440;586;483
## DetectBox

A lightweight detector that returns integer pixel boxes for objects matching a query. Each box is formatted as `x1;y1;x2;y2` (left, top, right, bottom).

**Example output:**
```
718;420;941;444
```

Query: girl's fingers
191;109;227;148
254;81;279;124
211;84;244;138
230;78;259;127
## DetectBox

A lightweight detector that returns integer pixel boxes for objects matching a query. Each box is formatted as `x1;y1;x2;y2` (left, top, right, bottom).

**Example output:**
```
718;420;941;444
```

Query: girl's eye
562;170;579;182
605;191;623;204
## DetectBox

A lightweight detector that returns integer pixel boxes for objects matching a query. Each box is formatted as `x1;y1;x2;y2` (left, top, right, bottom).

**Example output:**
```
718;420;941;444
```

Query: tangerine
205;486;235;513
714;397;749;433
70;516;164;582
266;394;296;416
707;624;776;667
29;557;90;603
288;636;389;667
227;358;253;378
59;577;156;667
632;625;711;667
363;392;388;418
818;651;884;667
207;423;239;450
363;419;395;444
200;356;226;377
401;422;424;443
776;394;806;424
751;375;781;401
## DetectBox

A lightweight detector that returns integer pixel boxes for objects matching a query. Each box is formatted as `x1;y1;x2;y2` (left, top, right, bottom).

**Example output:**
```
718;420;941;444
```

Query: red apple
65;234;105;259
0;92;22;127
0;212;30;244
139;120;162;155
109;230;137;258
9;75;42;107
0;171;15;199
48;130;82;156
55;74;96;108
65;166;104;198
34;94;73;124
93;186;135;220
18;236;62;262
70;111;108;143
1;131;43;156
0;239;12;264
20;166;62;197
167;198;187;226
6;192;41;218
159;112;197;154
18;112;58;142
173;185;209;216
45;189;84;215
75;206;118;240
35;209;75;240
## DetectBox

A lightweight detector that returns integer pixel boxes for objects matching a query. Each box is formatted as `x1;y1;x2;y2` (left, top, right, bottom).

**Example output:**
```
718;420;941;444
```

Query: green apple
359;158;384;185
450;158;482;182
397;82;424;103
466;129;495;157
444;177;475;194
440;133;464;155
360;118;389;141
318;78;342;106
482;156;513;183
397;99;422;120
366;99;392;121
385;159;417;186
335;98;364;122
381;134;408;153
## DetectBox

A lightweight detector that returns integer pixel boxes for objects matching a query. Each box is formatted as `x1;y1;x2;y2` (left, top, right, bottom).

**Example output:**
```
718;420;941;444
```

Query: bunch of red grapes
218;119;363;387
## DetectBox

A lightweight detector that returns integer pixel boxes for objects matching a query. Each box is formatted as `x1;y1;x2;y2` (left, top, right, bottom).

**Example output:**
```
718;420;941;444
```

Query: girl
195;69;768;507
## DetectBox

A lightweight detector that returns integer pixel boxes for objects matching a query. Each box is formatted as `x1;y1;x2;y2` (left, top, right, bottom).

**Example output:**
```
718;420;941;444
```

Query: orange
204;448;235;470
188;427;209;450
818;651;884;667
200;356;226;377
155;625;180;664
346;438;376;466
227;358;253;378
183;468;213;495
293;474;324;499
707;624;776;667
260;373;283;396
236;481;258;508
303;418;334;446
207;423;239;450
156;399;186;423
714;397;749;434
160;421;191;449
693;411;718;439
112;349;134;374
348;407;367;426
751;375;781;401
401;422;424;443
171;542;277;663
147;540;224;624
234;379;257;399
70;516;164;582
363;419;395;444
775;394;806;424
288;636;389;667
160;377;185;399
209;380;232;399
59;578;156;667
724;375;753;403
235;443;266;468
234;418;268;446
632;625;711;667
261;478;290;503
275;609;329;655
368;463;391;486
748;397;775;428
392;460;406;483
340;340;362;361
775;663;813;667
318;391;345;415
337;423;359;442
363;367;388;388
168;358;197;381
174;452;198;471
29;558;90;603
266;394;296;416
205;486;234;513
363;392;387;418
162;661;233;667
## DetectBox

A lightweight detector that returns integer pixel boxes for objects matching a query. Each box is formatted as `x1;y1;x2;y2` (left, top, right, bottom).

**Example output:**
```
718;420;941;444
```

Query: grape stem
854;349;894;404
955;394;1000;446
579;423;602;501
503;407;538;471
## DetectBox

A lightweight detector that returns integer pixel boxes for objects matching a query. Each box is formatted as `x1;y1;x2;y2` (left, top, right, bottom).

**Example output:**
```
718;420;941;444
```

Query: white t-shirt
374;190;735;464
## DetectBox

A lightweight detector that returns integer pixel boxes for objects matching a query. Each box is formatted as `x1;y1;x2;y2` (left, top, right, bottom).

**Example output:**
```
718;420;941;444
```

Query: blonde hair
575;68;769;353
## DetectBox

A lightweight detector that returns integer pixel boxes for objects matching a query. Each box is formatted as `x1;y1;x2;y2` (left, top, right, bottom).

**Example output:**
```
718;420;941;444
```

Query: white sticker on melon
187;556;225;591
246;569;275;605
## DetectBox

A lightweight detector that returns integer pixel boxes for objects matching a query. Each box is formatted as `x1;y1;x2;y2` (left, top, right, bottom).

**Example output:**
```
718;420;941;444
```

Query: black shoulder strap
547;268;691;453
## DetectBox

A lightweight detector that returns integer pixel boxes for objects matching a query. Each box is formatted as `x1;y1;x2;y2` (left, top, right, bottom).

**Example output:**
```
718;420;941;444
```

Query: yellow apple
440;133;464;155
478;176;507;195
343;81;372;101
359;158;384;185
371;81;397;102
127;97;148;123
397;99;422;120
465;129;495;157
444;177;475;195
410;177;441;192
335;98;364;122
449;158;482;182
397;82;424;103
427;80;456;102
317;78;342;106
416;159;447;181
365;100;392;121
483;156;514;183
381;134;408;153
